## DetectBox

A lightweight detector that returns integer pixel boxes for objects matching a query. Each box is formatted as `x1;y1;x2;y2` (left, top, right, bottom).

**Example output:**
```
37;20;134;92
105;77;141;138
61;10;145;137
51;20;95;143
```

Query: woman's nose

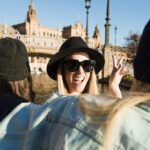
77;65;84;73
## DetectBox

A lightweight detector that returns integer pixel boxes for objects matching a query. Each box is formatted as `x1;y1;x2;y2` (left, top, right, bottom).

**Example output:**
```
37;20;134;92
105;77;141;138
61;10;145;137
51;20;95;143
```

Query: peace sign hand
109;55;130;98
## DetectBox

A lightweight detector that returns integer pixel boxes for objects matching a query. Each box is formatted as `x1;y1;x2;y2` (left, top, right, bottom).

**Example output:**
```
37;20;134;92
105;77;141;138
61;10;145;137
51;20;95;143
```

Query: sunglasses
63;59;96;72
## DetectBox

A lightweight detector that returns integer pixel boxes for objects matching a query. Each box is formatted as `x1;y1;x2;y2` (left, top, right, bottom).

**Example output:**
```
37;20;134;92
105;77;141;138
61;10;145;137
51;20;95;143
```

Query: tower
93;24;102;49
27;0;37;22
25;0;39;35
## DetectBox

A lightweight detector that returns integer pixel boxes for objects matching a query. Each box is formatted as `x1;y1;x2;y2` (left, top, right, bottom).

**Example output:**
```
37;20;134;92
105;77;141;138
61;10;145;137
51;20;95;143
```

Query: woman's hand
109;55;129;98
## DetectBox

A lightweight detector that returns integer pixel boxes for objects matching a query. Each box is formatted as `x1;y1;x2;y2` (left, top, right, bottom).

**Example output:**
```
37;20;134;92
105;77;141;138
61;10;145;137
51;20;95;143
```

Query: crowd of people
0;20;150;150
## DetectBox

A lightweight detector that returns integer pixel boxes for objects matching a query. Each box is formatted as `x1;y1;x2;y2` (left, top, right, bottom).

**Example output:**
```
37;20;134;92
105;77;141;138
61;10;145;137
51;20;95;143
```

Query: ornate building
12;0;102;49
62;22;102;49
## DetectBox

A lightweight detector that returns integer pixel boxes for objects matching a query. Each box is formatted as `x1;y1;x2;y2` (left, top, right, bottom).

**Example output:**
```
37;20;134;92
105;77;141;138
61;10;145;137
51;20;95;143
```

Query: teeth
74;77;84;81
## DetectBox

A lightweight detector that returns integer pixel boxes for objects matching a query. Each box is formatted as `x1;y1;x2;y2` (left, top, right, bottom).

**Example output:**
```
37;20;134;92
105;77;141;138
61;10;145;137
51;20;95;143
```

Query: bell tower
93;24;102;48
27;0;37;22
25;0;39;35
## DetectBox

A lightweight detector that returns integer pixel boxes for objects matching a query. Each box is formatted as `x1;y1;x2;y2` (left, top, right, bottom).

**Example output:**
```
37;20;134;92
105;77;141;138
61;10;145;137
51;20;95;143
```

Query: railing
0;34;66;49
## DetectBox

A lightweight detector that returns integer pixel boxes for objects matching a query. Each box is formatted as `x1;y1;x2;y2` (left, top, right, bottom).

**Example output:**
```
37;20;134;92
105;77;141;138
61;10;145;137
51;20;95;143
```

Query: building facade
12;0;102;50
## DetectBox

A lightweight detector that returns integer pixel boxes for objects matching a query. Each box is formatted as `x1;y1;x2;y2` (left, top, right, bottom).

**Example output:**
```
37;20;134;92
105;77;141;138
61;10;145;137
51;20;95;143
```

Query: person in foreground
1;20;150;150
0;37;35;122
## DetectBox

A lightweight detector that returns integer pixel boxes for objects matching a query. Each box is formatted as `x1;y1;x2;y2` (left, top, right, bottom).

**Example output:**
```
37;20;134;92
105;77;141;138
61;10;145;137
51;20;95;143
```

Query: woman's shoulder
0;94;28;122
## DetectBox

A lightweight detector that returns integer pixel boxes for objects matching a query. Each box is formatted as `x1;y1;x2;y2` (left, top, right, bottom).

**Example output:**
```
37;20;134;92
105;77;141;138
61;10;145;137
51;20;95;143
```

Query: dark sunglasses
63;59;96;72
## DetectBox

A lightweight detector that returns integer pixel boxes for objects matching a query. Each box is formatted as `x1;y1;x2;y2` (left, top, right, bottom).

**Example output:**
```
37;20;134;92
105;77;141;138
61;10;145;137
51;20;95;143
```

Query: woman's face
63;52;91;95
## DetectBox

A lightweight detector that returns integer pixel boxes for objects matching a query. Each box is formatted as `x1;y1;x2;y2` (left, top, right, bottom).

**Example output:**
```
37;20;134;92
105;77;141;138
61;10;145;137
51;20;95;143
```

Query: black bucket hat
0;37;30;81
47;36;105;80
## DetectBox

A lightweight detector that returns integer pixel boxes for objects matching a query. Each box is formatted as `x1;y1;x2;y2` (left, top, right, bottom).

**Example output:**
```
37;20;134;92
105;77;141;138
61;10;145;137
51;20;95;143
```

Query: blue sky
0;0;149;46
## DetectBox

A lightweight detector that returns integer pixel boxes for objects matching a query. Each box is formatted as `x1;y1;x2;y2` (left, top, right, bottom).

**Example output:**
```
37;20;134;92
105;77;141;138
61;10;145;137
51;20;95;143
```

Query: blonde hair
78;79;150;150
57;64;99;95
103;93;150;150
57;63;68;95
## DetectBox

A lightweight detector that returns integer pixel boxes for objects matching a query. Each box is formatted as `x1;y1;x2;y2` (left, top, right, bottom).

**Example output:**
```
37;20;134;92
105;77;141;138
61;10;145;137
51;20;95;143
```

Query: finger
112;55;115;67
121;66;127;71
120;70;130;75
116;64;122;73
117;57;123;67
112;55;117;67
120;66;128;74
120;65;125;72
121;65;130;73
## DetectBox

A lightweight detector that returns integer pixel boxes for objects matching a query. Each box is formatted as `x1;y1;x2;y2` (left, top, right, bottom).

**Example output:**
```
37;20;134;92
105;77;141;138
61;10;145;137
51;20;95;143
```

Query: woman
47;36;125;98
47;36;104;95
0;37;35;122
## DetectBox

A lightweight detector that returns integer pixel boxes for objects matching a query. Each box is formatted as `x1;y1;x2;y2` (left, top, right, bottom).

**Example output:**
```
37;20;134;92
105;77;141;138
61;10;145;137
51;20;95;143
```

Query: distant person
0;37;35;122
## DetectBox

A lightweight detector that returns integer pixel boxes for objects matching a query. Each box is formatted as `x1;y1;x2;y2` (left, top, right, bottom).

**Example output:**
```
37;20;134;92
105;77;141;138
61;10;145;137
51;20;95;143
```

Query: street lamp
102;0;110;83
104;0;110;46
114;26;117;50
85;0;91;44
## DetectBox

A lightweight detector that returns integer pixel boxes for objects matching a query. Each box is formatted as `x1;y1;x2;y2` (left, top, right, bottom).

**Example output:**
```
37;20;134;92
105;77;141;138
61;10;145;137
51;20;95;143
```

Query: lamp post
85;0;91;44
102;0;111;82
104;0;110;46
114;26;117;51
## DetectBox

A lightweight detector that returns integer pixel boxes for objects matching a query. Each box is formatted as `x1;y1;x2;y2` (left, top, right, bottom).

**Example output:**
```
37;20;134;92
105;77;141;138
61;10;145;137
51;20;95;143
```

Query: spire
27;0;37;21
77;14;80;22
30;0;34;6
3;19;7;34
29;0;35;9
104;0;111;46
93;24;100;38
95;24;99;32
57;24;61;37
